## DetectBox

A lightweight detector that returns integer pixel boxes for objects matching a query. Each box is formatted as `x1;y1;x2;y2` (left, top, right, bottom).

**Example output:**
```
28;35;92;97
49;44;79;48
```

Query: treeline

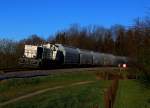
0;17;149;70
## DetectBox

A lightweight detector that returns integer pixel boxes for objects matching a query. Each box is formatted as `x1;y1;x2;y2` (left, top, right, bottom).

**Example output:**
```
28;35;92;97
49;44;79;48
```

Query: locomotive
19;43;128;67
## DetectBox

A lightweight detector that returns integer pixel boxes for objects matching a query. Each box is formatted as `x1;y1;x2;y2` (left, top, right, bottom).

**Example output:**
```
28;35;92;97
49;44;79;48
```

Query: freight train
19;43;128;67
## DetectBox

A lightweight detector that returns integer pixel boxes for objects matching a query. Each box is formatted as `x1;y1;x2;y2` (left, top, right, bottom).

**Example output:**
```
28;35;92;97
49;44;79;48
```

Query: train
19;43;128;67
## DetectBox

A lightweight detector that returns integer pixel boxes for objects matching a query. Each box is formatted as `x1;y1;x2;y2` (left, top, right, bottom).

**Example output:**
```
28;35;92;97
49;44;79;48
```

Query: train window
53;47;56;51
37;47;43;59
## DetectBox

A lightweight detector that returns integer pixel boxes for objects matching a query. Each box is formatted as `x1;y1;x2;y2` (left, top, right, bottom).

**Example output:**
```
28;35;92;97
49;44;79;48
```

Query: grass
0;69;111;108
3;81;109;108
115;80;150;108
0;71;97;102
2;68;137;108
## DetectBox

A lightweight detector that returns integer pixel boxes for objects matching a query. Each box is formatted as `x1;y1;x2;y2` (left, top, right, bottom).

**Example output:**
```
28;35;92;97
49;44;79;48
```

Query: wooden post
104;80;119;108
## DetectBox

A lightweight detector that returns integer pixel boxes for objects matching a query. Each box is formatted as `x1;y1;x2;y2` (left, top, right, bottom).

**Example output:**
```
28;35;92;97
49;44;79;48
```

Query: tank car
55;44;79;65
102;54;116;66
77;49;93;65
92;52;104;66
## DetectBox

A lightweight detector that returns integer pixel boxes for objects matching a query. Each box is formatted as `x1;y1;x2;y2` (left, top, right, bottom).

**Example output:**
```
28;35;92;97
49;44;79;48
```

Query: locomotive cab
19;44;64;67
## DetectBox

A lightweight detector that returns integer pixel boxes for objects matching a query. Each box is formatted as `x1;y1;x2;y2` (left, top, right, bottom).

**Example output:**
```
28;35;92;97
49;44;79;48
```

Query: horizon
0;0;149;40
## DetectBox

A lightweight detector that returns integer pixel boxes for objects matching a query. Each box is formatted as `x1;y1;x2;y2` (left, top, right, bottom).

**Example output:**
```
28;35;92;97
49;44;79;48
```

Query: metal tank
55;44;80;64
77;49;93;65
92;52;104;65
103;54;116;66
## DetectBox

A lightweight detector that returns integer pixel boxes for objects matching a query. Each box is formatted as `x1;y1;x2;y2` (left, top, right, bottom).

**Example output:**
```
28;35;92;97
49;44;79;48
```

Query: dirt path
0;80;95;107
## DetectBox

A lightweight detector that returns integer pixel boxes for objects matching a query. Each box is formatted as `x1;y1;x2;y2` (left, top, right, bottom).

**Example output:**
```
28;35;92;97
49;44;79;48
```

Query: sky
0;0;150;40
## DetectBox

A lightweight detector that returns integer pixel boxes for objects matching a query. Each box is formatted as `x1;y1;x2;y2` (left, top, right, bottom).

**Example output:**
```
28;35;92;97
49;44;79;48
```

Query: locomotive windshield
37;46;53;60
37;47;43;59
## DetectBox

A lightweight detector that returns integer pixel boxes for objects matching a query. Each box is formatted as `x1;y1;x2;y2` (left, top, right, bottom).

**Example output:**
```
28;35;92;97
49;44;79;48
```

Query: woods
0;17;149;71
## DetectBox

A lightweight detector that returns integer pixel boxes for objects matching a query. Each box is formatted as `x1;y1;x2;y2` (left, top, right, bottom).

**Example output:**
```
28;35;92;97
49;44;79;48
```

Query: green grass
115;80;150;108
0;71;99;103
3;81;109;108
2;68;135;108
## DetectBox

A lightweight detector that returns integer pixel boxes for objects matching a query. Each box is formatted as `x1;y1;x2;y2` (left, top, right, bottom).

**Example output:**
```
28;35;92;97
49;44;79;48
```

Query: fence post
104;79;119;108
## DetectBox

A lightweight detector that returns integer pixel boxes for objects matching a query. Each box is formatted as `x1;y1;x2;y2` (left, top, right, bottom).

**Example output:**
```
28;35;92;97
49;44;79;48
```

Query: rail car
19;43;128;67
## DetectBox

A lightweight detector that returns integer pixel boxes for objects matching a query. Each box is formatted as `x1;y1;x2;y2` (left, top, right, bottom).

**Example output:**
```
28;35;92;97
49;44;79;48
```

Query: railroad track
0;67;41;73
0;65;93;73
0;67;119;81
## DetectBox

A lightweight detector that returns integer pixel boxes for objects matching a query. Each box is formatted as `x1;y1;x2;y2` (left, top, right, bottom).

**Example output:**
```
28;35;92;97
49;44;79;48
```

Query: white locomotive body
24;45;38;58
